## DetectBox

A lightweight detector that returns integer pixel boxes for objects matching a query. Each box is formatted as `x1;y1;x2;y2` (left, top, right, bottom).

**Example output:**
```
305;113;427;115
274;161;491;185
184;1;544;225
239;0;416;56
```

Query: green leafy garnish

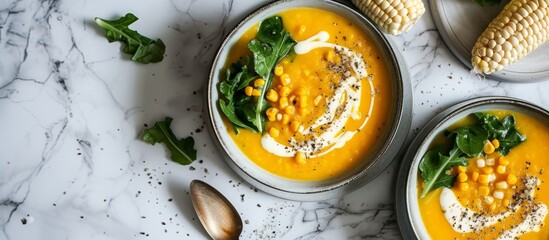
142;117;197;165
418;112;525;198
218;16;296;133
420;147;468;198
95;13;165;64
471;0;502;7
475;113;526;155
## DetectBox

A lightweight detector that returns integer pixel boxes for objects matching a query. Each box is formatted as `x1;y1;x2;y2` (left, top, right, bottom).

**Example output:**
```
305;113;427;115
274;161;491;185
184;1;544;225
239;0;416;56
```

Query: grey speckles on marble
1;0;549;239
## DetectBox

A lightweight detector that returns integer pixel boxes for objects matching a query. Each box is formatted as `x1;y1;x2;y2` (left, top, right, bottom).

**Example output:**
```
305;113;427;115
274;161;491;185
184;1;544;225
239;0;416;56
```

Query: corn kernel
244;86;253;96
498;157;509;166
254;78;265;87
478;174;489;184
298;96;308;108
285;105;296;115
325;50;334;62
481;167;493;174
268;127;280;138
486;158;495;166
471;171;480;181
493;190;504;199
457;166;467;173
484;140;495;154
458;182;469;191
274;66;284;76
280;73;291;85
282;114;290;125
477;159;486;168
489;202;497;211
295;151;306;165
479;186;490;196
290;120;300;132
492;139;500;148
279;97;289;109
503;199;510;207
507;174;518;185
496;165;506;174
266;108;279;121
488;174;496;183
276;113;282;121
279;86;291;97
496;181;508;189
483;196;494;204
314;95;323;106
457;173;468;182
266;89;279;102
295;87;309;96
252;89;261;96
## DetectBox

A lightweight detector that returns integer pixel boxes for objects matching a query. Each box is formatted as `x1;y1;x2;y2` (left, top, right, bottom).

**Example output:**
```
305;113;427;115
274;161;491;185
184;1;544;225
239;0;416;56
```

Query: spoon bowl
190;180;242;240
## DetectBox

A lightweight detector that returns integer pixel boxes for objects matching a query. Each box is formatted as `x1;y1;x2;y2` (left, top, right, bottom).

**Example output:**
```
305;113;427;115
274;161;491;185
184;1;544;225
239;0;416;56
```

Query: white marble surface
1;0;549;239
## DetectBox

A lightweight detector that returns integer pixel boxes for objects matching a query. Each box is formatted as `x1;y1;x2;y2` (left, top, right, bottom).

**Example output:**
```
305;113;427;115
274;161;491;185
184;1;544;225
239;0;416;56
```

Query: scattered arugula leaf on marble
218;15;296;133
418;112;526;198
471;0;502;7
142;117;196;165
95;13;165;64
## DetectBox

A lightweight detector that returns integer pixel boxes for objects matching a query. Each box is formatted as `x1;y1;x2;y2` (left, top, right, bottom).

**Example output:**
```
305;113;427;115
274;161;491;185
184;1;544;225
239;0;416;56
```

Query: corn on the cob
351;0;425;35
472;0;549;74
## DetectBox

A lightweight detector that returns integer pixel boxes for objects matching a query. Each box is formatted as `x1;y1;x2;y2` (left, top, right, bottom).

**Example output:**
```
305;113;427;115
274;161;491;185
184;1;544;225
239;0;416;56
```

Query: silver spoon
190;180;243;240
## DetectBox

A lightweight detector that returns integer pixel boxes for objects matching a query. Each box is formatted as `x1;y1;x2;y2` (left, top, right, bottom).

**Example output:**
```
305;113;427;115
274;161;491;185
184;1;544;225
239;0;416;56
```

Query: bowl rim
205;0;413;200
395;96;549;239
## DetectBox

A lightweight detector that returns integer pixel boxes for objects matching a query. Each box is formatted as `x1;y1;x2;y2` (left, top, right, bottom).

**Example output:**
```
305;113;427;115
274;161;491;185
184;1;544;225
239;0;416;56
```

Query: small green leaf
95;13;165;63
142;117;197;165
419;146;467;198
452;125;488;157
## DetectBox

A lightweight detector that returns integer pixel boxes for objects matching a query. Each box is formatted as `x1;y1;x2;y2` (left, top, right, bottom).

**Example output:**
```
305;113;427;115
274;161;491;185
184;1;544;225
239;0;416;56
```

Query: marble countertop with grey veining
2;0;549;239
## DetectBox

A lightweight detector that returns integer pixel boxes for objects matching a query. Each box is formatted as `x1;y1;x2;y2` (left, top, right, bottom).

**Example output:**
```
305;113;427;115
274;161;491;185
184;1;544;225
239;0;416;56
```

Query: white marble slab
1;0;549;239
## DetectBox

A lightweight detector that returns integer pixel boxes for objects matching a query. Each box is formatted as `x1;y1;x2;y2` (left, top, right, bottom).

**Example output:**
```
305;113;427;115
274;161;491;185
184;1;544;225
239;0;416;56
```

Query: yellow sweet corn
295;152;306;165
351;0;425;35
269;127;280;138
252;89;261;97
244;86;253;96
484;140;495;154
290;120;300;132
479;186;490;196
471;0;549;74
507;174;518;185
279;86;291;97
274;65;284;76
457;172;468;182
266;89;279;102
254;78;265;87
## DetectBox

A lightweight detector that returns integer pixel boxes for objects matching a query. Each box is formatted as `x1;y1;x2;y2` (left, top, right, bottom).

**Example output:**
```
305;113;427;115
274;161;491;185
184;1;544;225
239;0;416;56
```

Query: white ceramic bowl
206;0;412;201
396;96;549;239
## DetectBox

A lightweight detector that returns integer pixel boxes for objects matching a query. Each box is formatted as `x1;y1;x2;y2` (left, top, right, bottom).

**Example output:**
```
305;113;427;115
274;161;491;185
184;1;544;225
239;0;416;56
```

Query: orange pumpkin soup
418;110;549;239
224;8;392;180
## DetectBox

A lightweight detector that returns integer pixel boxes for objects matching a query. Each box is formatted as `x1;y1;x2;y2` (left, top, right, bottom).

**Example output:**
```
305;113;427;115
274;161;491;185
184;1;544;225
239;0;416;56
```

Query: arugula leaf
142;117;197;165
452;125;488;157
95;13;165;63
420;147;468;198
218;58;258;132
247;16;296;132
471;0;502;7
475;113;526;155
217;16;296;133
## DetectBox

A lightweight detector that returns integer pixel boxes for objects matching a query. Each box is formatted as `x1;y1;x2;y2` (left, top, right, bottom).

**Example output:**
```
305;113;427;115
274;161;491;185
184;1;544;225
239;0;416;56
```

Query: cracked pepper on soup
217;8;393;180
417;110;549;239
